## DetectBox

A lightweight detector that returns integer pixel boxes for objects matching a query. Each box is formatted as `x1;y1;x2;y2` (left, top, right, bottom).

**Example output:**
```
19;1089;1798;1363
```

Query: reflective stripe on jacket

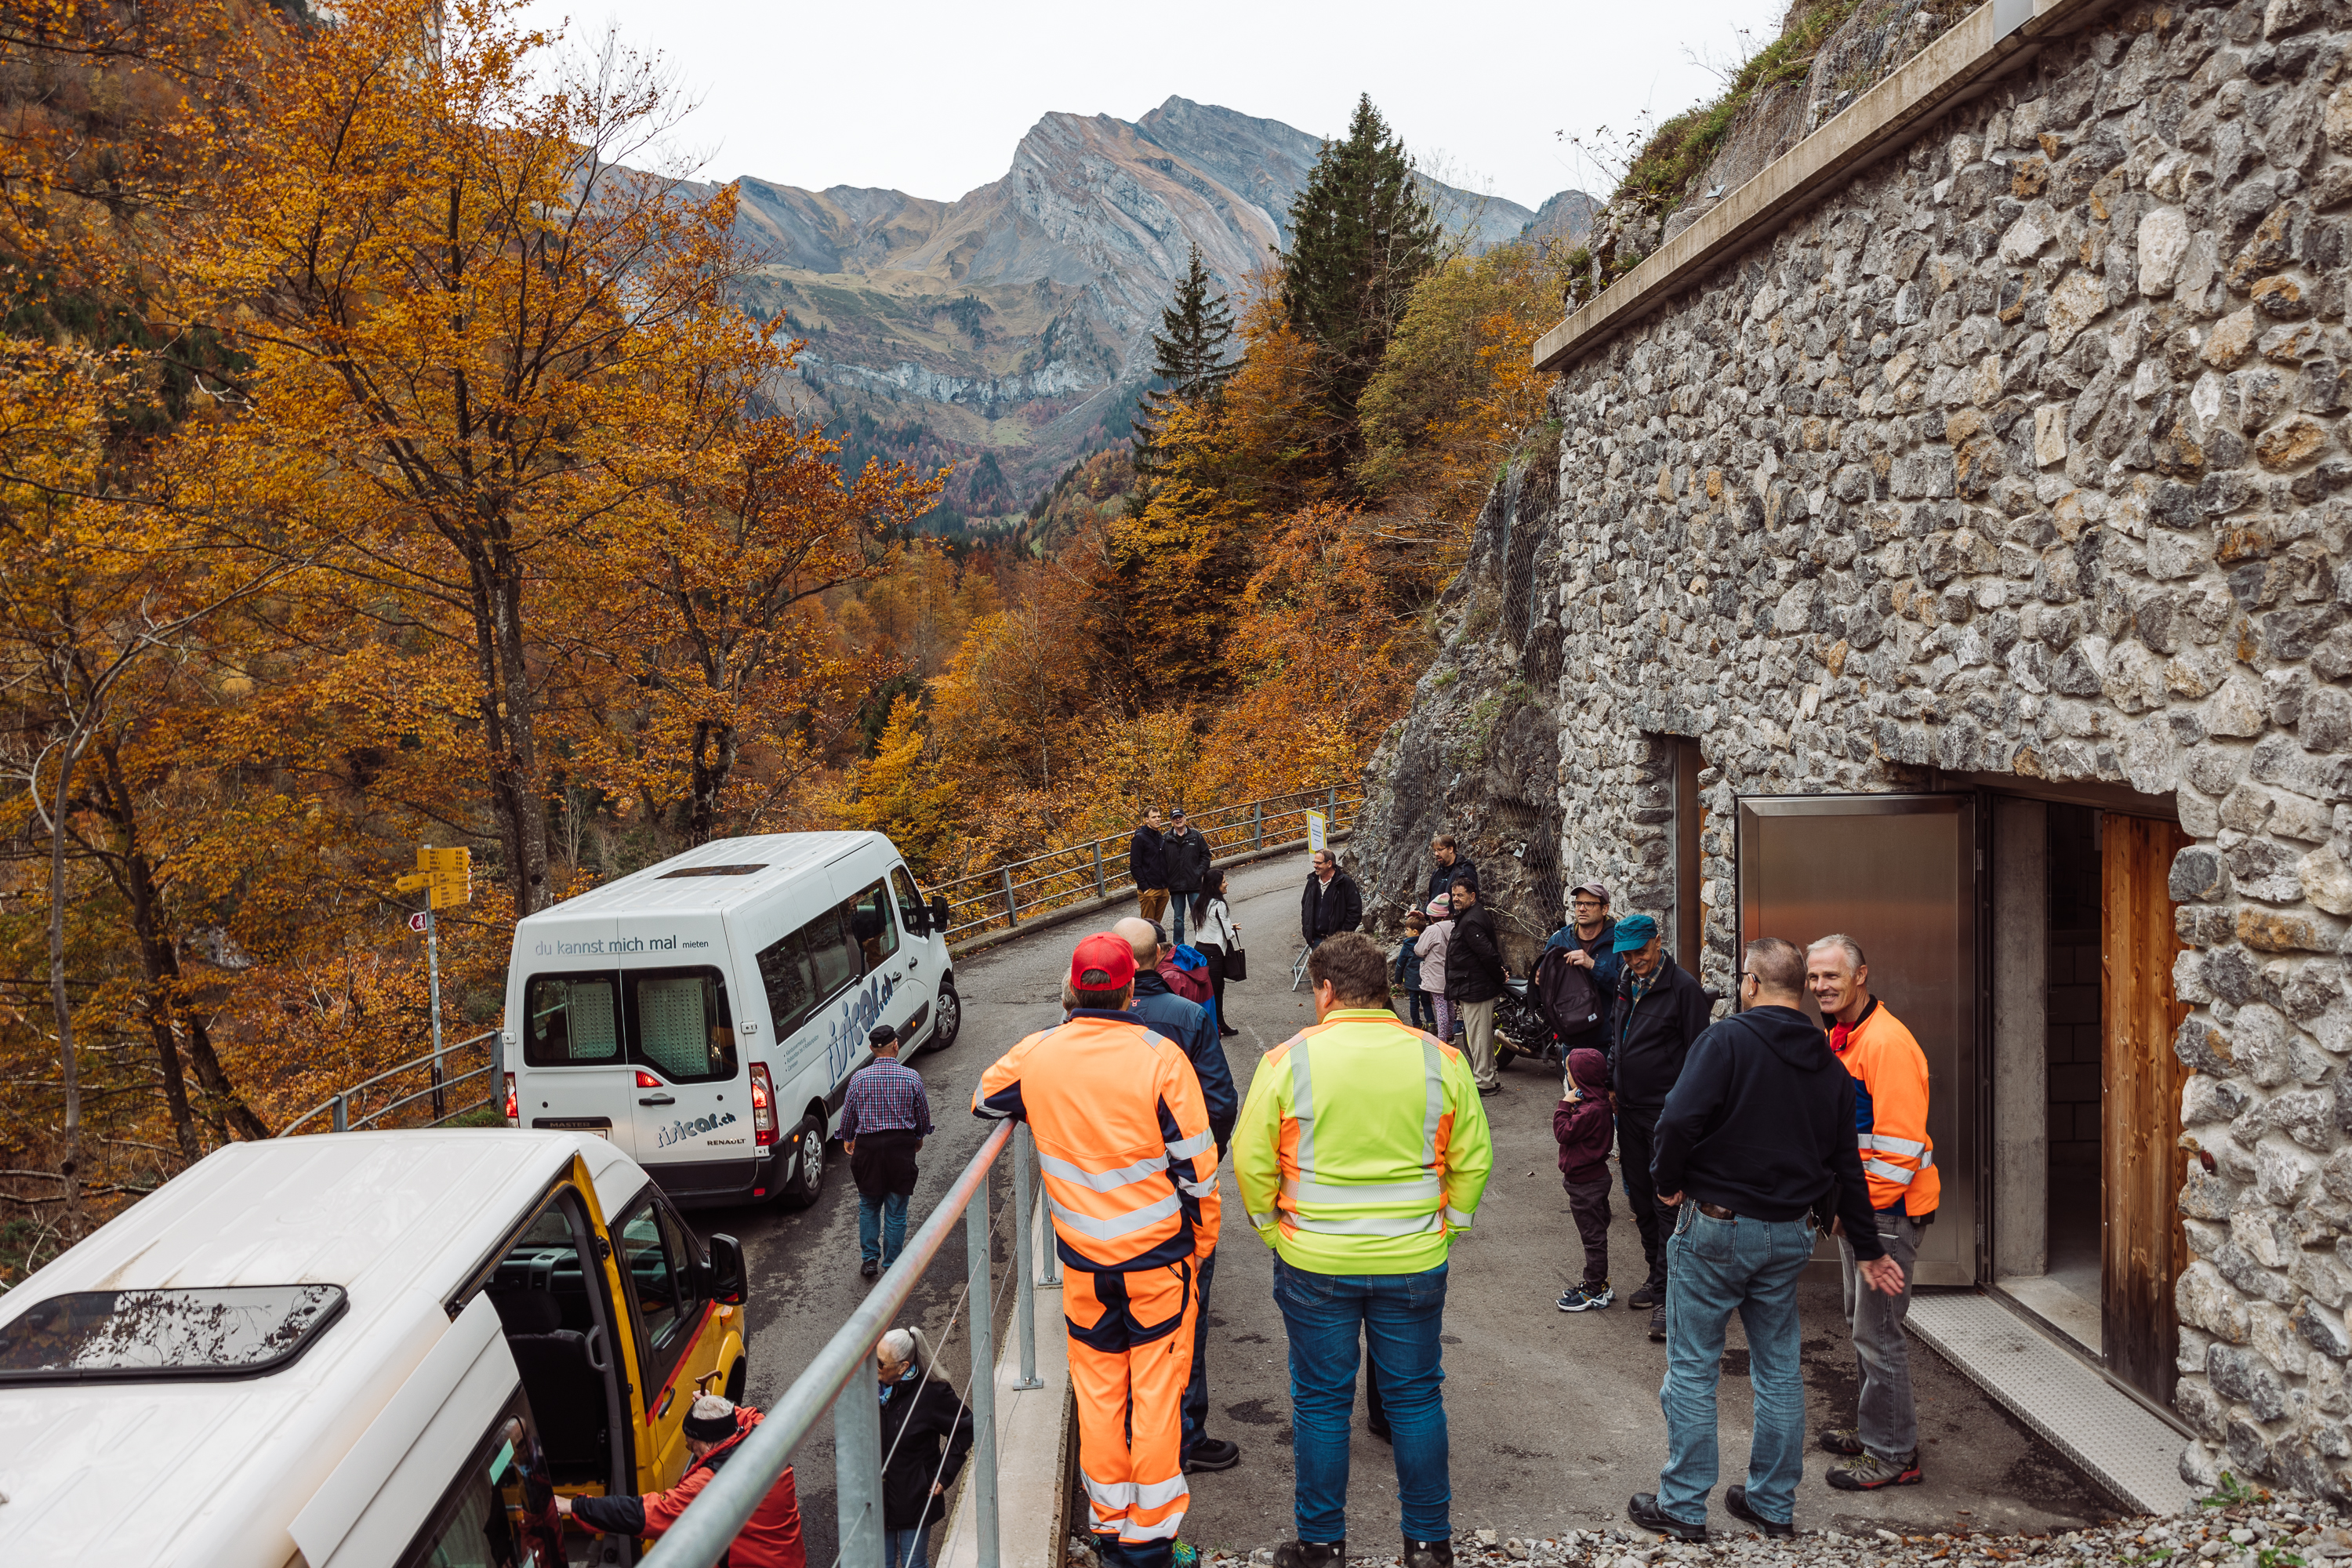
973;1009;1221;1272
1231;1008;1493;1275
1831;999;1940;1216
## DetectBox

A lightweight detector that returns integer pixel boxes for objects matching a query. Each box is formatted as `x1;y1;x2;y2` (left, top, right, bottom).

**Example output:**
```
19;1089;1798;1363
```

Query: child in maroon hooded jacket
1554;1046;1617;1312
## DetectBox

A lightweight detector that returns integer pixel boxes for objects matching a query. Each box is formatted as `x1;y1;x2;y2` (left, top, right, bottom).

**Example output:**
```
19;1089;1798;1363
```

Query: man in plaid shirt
844;1025;933;1279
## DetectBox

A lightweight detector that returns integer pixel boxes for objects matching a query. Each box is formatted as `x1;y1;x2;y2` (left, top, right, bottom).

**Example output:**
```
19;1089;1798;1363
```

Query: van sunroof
0;1284;347;1382
659;864;768;878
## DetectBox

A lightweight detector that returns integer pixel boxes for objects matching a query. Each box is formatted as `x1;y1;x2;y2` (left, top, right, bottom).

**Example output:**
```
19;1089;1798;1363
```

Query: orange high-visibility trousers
1065;1261;1196;1557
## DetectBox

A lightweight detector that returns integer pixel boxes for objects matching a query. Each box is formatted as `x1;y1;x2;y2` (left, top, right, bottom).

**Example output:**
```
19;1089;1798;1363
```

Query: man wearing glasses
1627;938;1903;1543
1544;881;1623;1058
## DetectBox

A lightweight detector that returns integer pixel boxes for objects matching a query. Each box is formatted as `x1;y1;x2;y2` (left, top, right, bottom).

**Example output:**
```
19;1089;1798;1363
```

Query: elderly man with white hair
876;1326;974;1568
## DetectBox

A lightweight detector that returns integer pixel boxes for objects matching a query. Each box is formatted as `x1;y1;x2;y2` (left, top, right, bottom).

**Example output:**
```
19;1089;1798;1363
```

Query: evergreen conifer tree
1279;94;1441;460
1131;242;1235;471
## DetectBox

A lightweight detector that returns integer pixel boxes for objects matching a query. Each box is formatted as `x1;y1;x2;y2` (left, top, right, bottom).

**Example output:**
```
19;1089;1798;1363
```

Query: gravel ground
1079;1486;2352;1568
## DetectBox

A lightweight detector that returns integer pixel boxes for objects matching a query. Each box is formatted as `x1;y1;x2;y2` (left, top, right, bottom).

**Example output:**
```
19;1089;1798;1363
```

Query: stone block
2142;206;2193;295
2212;1341;2292;1419
2181;1259;2256;1342
2303;844;2352;916
2241;905;2348;953
2260;1140;2323;1205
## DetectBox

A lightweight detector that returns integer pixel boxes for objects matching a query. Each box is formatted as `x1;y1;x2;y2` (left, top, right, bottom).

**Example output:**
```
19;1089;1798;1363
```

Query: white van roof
517;831;893;923
0;1131;648;1568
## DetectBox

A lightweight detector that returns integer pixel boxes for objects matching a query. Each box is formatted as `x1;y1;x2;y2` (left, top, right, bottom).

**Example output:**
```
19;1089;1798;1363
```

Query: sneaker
1817;1426;1864;1457
1219;1023;1240;1037
1626;1492;1708;1542
1827;1450;1923;1490
1182;1437;1240;1472
1403;1537;1455;1568
1272;1542;1346;1568
1648;1302;1667;1341
1558;1282;1615;1312
859;1258;879;1279
1628;1280;1664;1309
1477;1083;1503;1096
1724;1485;1794;1537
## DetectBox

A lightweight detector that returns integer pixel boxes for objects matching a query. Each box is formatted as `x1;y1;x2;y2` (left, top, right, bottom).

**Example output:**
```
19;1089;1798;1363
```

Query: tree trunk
181;1010;270;1142
464;551;551;918
47;731;86;1238
686;718;739;846
95;740;201;1162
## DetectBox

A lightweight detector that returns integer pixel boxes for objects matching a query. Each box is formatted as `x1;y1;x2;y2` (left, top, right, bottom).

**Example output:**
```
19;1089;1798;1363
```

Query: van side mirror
706;1232;746;1306
928;894;950;937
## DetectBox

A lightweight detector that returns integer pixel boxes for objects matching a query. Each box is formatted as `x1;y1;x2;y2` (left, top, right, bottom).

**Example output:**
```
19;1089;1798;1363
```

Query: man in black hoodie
1606;914;1713;1338
1130;808;1168;923
1625;938;1901;1544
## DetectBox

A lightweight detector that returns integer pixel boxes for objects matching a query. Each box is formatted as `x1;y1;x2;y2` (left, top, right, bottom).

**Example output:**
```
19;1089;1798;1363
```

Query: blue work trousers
1655;1203;1815;1529
1272;1256;1450;1543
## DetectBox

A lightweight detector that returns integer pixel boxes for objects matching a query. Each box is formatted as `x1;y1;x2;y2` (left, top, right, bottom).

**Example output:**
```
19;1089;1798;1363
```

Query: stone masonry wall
1364;0;2352;1497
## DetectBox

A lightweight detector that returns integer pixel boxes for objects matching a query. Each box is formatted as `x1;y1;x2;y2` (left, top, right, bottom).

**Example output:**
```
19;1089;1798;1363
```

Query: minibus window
891;867;926;934
397;1391;557;1568
615;1195;704;1394
757;931;818;1037
522;972;621;1066
845;880;899;972
622;967;736;1083
804;907;862;1000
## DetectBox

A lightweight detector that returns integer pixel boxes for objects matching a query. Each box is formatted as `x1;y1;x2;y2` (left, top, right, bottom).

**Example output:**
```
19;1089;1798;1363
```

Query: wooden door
2101;813;2191;1402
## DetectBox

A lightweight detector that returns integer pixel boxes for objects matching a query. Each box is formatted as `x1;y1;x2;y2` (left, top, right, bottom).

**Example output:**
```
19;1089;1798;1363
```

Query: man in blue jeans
1631;937;1903;1541
1232;931;1493;1568
842;1024;931;1279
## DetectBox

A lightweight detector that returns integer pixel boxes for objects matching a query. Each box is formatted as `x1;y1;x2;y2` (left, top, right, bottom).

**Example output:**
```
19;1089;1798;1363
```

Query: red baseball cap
1069;932;1136;991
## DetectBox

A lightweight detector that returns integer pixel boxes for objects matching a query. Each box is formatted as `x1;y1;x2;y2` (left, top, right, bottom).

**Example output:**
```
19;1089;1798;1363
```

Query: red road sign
408;912;428;934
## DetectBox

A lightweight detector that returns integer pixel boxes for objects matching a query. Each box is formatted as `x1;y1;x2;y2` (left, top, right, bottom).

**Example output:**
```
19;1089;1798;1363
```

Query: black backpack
1532;944;1602;1036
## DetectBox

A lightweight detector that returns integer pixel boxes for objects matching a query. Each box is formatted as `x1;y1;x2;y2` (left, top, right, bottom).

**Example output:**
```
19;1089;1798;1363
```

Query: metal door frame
1733;792;1980;1287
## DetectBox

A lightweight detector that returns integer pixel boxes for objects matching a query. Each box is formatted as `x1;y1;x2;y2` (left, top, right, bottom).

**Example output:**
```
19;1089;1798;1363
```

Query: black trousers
1616;1107;1678;1288
1566;1174;1613;1287
1203;943;1229;1028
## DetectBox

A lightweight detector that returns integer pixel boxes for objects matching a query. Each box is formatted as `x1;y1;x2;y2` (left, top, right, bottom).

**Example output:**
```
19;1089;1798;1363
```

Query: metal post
1329;782;1338;829
833;1338;886;1568
331;1092;348;1133
967;1176;1001;1568
1012;1126;1042;1389
426;902;446;1120
1093;840;1105;899
1002;866;1018;929
1252;800;1262;850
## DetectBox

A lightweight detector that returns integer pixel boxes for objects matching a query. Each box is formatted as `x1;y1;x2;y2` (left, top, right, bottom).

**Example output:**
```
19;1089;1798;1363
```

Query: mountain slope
728;98;1560;530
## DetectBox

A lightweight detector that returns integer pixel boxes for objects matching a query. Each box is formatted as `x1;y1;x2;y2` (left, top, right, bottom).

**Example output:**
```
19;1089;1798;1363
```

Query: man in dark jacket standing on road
1444;880;1507;1096
1425;834;1477;908
1300;848;1362;949
1608;913;1713;1340
1130;808;1169;924
1628;938;1902;1544
1162;808;1212;946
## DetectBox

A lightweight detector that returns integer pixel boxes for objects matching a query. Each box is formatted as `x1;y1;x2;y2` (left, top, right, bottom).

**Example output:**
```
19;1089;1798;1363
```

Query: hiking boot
1558;1281;1614;1312
1628;1279;1664;1309
1817;1426;1864;1457
1403;1537;1455;1568
1626;1493;1707;1541
1724;1485;1793;1538
859;1258;879;1279
1648;1302;1667;1341
1182;1437;1240;1472
1272;1541;1346;1568
1827;1450;1922;1490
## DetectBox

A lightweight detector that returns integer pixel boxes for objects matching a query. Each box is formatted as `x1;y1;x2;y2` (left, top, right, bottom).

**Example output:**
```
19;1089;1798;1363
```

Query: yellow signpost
396;845;473;1119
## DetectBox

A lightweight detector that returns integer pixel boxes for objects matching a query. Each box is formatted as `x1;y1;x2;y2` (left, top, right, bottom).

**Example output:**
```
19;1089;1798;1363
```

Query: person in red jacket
558;1395;807;1568
1553;1047;1617;1312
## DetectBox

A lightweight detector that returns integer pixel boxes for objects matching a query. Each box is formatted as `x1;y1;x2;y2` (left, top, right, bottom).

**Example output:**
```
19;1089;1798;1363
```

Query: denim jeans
1657;1203;1816;1527
1838;1209;1922;1460
1272;1256;1450;1543
887;1526;928;1568
1168;895;1190;946
859;1189;910;1266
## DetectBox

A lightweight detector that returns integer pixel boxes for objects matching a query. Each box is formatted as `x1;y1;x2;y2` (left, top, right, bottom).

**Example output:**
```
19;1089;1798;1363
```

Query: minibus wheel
779;1113;826;1209
926;978;961;1053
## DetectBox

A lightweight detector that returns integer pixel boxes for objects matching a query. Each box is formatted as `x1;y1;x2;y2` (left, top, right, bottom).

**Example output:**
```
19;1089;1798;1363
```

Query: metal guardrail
643;1118;1051;1568
277;1028;503;1137
931;782;1365;940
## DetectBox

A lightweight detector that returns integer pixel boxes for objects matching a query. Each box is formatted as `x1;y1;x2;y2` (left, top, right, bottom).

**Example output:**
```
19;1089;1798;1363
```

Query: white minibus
502;831;958;1209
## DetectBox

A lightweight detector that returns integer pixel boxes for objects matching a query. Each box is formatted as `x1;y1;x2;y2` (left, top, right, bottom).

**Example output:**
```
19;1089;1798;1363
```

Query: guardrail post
1001;866;1017;930
834;1340;886;1568
1012;1126;1042;1390
1093;840;1105;899
1252;800;1262;850
1329;782;1338;827
331;1092;348;1134
967;1172;1001;1568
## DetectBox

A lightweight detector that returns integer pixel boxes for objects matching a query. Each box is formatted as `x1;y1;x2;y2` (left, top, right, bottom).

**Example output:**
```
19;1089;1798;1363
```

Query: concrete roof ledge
1532;0;2121;375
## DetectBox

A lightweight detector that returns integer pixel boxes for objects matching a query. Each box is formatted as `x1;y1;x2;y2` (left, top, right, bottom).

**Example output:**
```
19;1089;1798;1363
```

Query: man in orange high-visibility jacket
1232;931;1492;1568
1806;934;1940;1493
974;931;1220;1568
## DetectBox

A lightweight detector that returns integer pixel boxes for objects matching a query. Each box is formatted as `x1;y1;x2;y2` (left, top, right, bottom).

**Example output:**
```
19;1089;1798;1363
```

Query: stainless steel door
1737;794;1978;1287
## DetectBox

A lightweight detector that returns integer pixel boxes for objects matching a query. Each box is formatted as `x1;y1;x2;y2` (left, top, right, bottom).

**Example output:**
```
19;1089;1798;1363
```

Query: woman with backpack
1191;871;1241;1038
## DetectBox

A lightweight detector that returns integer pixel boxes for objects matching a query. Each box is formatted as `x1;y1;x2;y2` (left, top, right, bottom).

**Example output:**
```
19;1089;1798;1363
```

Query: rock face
724;98;1561;521
1354;0;2352;1498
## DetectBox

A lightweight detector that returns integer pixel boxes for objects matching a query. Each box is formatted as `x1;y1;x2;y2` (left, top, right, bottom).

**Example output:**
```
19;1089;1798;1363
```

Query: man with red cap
975;932;1221;1568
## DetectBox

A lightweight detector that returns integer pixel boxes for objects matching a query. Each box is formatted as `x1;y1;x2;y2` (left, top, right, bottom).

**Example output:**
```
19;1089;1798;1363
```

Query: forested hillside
0;0;1570;1277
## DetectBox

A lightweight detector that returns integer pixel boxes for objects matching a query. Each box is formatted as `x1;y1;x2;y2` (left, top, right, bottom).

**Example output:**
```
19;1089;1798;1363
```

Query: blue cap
1611;914;1659;953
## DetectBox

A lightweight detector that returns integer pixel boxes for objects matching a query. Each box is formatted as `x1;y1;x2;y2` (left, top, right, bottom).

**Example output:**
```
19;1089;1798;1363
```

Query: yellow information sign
394;846;472;909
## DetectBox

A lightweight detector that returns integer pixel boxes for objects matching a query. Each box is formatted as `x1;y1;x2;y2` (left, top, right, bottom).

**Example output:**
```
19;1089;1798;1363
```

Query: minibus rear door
622;935;757;1198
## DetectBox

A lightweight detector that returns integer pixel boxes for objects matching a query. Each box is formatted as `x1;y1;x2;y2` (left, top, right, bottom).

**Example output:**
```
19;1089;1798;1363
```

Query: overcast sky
512;0;1786;212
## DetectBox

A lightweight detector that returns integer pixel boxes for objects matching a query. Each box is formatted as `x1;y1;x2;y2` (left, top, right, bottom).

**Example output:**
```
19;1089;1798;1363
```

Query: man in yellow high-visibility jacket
1232;931;1493;1568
